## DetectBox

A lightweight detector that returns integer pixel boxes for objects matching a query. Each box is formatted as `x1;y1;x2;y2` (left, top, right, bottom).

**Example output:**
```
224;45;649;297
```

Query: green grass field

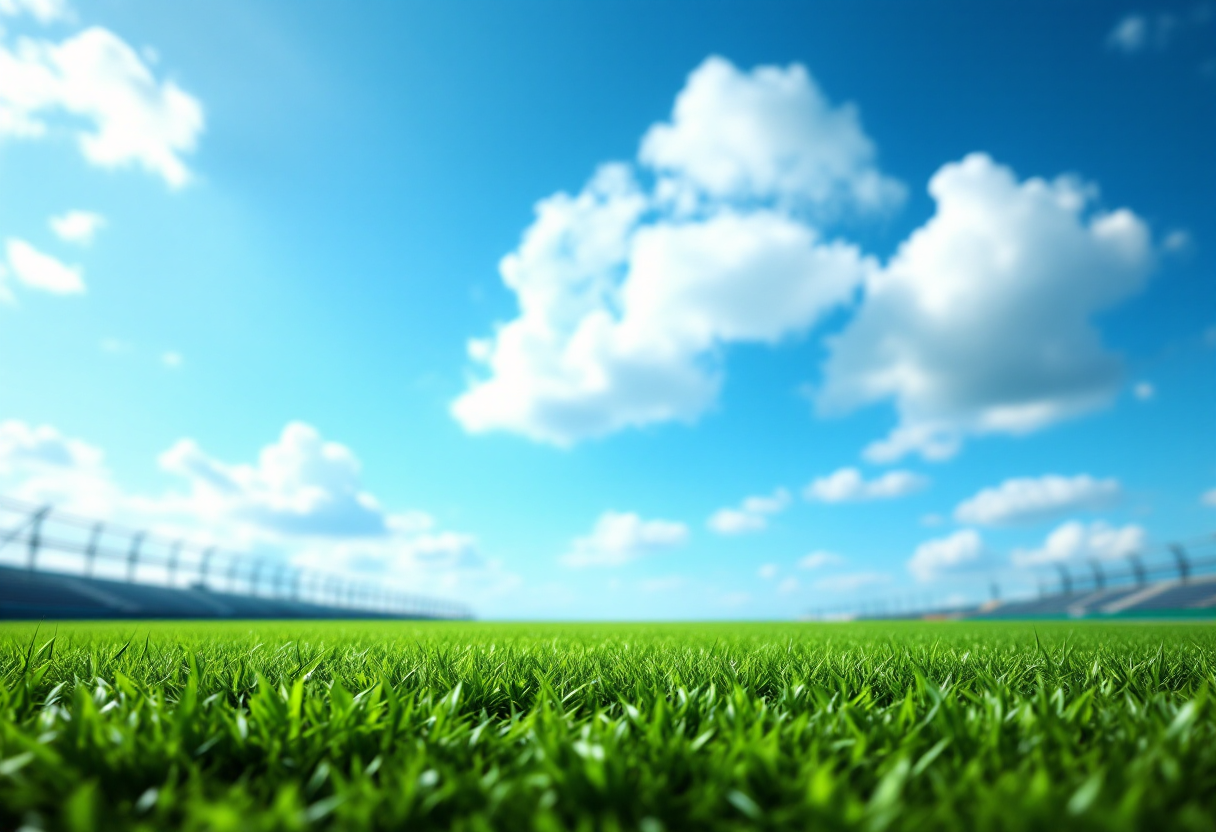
1;621;1214;831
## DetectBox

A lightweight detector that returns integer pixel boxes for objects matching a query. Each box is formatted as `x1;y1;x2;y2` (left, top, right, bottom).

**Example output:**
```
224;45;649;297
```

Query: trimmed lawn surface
1;621;1214;831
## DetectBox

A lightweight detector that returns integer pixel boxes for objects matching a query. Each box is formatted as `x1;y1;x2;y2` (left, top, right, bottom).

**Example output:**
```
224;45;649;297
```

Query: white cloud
798;550;843;569
813;571;890;592
708;509;764;535
560;511;688;567
0;27;204;187
1203;488;1216;507
454;190;872;445
4;238;83;293
456;64;1158;460
639;55;904;213
1133;381;1155;401
0;418;513;602
50;209;104;244
1162;229;1192;254
741;489;790;514
1;420;399;541
757;563;779;579
452;57;887;446
708;487;790;534
288;527;498;586
286;530;519;606
803;466;927;502
953;474;1121;526
777;576;800;594
860;424;961;464
1106;12;1191;54
1108;14;1151;52
818;153;1156;462
0;418;102;473
1012;520;1147;567
161;350;183;369
0;419;117;516
156;422;391;539
0;0;70;24
908;529;985;582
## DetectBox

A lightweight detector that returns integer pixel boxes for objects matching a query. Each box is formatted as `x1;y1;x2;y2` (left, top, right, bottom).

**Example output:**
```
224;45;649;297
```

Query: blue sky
0;0;1212;618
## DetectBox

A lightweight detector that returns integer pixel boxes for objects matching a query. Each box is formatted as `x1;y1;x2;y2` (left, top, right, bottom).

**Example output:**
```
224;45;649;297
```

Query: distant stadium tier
967;575;1216;619
0;495;472;620
0;566;453;620
808;533;1216;621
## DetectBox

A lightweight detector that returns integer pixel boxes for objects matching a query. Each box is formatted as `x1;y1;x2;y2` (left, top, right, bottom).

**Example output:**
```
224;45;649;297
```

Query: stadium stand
1107;576;1216;613
0;565;432;620
0;495;472;620
812;534;1216;621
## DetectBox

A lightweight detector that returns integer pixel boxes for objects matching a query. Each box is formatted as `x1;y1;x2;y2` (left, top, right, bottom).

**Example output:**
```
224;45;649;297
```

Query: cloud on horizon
908;529;986;582
0;419;511;600
1012;520;1146;567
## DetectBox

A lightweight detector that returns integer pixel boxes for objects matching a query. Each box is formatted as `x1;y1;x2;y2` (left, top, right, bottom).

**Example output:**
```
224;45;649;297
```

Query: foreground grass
0;621;1214;831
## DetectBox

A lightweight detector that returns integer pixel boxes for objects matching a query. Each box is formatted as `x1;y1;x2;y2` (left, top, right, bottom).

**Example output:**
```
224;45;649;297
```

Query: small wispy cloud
804;467;927;503
1012;521;1146;567
50;210;105;245
5;239;84;294
798;550;843;570
953;474;1120;526
561;511;688;568
908;529;985;582
708;488;790;534
1106;7;1212;55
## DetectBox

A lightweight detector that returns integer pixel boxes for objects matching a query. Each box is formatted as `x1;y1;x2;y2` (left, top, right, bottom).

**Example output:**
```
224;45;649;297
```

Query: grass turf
1;621;1214;831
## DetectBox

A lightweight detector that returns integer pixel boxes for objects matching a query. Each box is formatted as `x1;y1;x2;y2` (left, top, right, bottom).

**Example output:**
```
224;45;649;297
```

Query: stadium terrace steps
0;565;438;620
1068;586;1144;616
1101;581;1178;614
964;578;1216;619
1121;576;1216;610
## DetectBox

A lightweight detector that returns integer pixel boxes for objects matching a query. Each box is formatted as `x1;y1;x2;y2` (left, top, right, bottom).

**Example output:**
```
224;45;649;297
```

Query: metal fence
809;532;1216;621
0;495;472;619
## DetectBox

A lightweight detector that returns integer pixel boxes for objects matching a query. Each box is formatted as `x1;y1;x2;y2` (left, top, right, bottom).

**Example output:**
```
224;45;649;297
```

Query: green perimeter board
1;621;1214;831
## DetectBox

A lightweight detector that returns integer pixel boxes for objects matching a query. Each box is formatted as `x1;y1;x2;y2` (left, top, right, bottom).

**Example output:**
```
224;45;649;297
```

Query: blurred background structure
810;535;1216;621
0;496;472;620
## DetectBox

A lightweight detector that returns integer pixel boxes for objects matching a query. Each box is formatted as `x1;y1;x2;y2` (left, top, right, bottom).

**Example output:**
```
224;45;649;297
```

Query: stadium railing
0;494;472;620
808;533;1216;621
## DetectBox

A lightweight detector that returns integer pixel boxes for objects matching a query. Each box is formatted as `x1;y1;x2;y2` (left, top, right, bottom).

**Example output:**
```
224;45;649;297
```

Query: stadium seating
0;565;433;620
1116;576;1216;612
960;580;1215;620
